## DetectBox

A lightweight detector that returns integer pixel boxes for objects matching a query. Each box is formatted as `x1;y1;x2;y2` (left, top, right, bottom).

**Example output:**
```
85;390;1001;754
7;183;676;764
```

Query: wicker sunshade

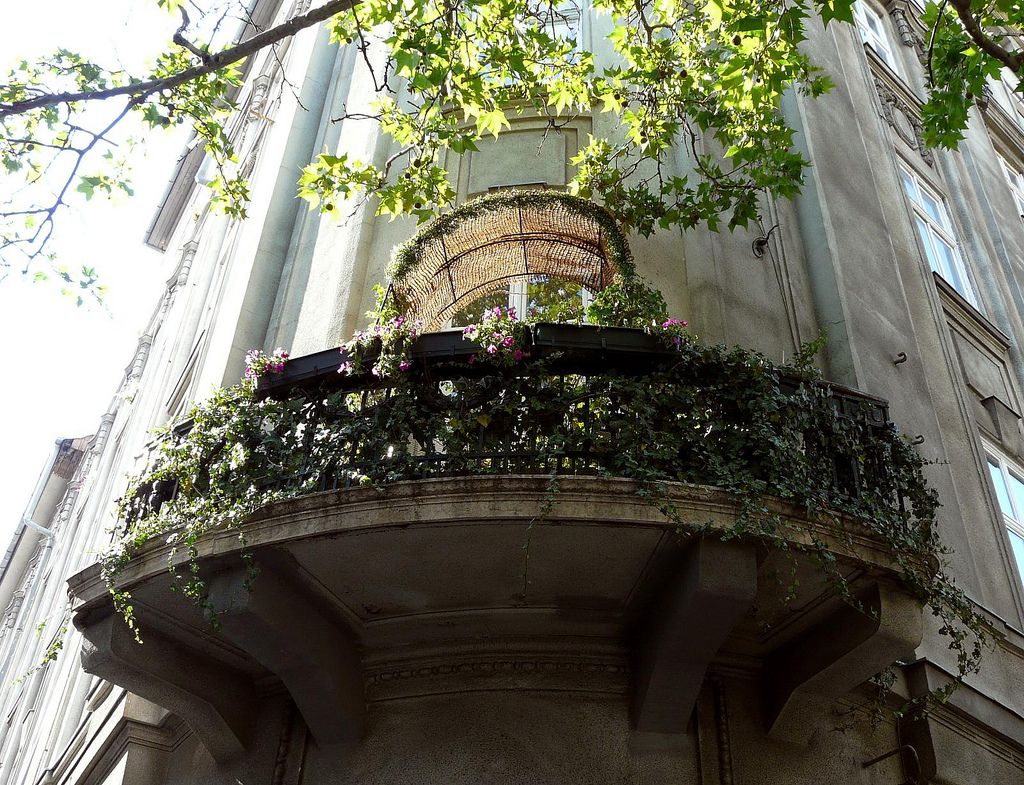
388;191;634;328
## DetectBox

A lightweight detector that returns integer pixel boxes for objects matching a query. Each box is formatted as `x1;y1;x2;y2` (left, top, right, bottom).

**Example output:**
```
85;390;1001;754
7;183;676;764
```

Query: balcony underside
69;476;922;762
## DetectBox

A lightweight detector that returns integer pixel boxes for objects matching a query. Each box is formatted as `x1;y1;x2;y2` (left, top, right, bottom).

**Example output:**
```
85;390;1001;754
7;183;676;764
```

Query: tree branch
0;0;360;119
947;0;1024;73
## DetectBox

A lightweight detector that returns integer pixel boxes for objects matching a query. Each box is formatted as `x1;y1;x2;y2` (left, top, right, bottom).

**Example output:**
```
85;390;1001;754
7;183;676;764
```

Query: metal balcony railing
124;324;902;530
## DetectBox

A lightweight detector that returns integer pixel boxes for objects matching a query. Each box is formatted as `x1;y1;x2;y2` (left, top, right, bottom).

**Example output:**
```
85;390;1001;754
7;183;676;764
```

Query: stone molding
69;476;905;610
872;72;933;165
365;654;630;700
885;0;926;62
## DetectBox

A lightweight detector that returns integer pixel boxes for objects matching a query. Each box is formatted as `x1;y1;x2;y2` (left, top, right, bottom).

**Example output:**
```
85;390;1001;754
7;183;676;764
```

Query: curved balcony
68;325;924;767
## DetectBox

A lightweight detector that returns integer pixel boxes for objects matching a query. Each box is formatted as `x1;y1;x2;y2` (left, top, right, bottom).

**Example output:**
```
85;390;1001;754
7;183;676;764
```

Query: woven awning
389;191;633;328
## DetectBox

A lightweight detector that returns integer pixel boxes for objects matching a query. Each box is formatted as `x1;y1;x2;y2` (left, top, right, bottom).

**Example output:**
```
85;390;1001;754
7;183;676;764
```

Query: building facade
2;0;1024;783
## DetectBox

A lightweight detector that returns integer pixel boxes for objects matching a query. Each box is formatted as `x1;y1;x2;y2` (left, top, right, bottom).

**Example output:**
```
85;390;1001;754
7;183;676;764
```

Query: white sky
0;2;193;544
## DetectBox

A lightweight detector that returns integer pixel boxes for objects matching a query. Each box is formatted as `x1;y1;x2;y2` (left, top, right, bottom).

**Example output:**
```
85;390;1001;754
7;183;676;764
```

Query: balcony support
77;614;256;762
208;563;365;748
631;537;758;735
765;582;923;745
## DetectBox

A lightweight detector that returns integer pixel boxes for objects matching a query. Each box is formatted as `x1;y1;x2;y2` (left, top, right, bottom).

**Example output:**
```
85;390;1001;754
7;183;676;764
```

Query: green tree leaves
302;0;839;235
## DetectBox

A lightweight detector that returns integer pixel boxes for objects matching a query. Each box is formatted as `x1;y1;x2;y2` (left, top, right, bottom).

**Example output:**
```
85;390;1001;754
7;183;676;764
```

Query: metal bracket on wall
751;223;780;259
861;743;922;785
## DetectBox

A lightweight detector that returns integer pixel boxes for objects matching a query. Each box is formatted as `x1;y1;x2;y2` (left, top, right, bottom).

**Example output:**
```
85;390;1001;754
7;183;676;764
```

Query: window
900;165;980;308
999;155;1024;220
988;68;1024;127
985;448;1024;591
853;0;901;74
452;277;594;325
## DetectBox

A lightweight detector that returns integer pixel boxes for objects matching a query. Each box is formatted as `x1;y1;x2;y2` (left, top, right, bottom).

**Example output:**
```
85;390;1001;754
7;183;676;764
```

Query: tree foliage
1;0;1022;295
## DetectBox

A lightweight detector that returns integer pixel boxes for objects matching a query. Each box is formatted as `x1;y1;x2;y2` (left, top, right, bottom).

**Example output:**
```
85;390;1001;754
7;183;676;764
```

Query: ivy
103;280;990;720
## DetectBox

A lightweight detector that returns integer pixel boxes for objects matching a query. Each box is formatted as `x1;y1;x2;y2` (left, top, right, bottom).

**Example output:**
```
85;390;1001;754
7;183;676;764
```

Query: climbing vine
104;277;990;718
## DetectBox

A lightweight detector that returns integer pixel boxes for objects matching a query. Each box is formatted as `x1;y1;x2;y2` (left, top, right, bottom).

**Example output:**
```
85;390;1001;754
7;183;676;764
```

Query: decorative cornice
885;0;926;62
167;240;199;294
90;412;116;455
365;654;630;700
872;72;933;165
934;272;1011;356
367;657;629;686
126;334;154;383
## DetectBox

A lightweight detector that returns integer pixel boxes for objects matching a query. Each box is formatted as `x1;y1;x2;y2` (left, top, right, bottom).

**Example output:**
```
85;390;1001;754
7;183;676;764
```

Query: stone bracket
765;583;923;744
631;537;758;735
208;563;365;747
77;613;257;762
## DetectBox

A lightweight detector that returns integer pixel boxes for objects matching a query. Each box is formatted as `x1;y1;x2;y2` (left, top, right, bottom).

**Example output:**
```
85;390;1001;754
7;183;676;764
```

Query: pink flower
502;336;514;348
399;360;410;372
513;349;524;361
507;306;518;320
338;361;354;375
487;344;498;354
492;306;503;318
463;325;478;338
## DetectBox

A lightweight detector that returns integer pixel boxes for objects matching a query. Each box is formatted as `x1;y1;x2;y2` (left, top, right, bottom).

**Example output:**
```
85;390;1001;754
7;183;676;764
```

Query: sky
0;2;192;544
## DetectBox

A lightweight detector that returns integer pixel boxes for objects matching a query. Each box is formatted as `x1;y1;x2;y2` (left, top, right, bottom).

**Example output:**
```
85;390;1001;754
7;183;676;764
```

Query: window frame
448;276;595;327
998;153;1024;221
853;0;902;75
899;163;980;310
984;445;1024;593
988;68;1024;128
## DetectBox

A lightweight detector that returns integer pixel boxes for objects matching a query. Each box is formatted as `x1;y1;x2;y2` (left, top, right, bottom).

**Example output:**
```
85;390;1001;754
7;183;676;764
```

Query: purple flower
513;349;524;362
468;354;476;365
487;344;498;354
338;361;354;375
502;336;514;348
492;306;503;318
399;360;410;372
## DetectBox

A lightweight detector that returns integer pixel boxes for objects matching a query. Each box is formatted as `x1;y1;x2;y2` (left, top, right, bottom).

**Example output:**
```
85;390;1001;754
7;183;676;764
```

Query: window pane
934;236;967;292
452;285;511;326
527;276;588;322
901;170;918;201
990;460;1015;517
1009;529;1024;589
1008;472;1024;525
915;218;940;274
921;189;944;224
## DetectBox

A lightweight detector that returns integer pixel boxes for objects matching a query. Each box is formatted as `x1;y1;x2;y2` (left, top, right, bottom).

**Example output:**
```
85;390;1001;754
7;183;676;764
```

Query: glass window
999;155;1024;220
450;276;593;325
900;164;980;309
988;68;1024;127
853;1;901;74
986;449;1024;592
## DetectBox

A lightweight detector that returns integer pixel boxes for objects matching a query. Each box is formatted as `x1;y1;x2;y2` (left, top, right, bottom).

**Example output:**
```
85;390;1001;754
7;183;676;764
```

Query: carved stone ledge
77;614;258;763
764;582;923;745
631;537;758;736
208;564;365;748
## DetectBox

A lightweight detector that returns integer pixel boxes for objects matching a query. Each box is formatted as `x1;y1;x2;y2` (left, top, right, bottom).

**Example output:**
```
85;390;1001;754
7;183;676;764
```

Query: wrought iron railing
125;324;903;529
